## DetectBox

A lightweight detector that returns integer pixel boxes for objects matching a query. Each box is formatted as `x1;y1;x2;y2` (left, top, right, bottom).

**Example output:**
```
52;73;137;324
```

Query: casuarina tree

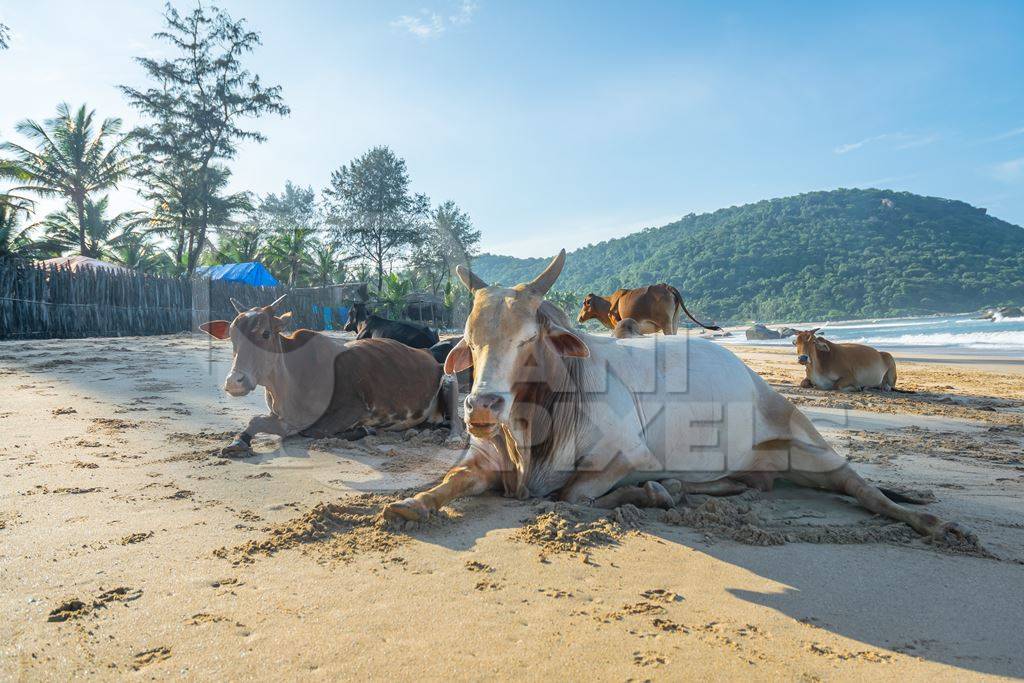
120;2;288;273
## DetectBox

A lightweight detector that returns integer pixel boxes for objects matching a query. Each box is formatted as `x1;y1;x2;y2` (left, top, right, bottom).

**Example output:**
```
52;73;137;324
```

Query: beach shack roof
196;262;279;287
38;255;131;273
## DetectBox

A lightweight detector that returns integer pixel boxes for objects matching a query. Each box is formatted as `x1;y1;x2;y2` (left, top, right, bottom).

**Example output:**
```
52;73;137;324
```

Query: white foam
850;330;1024;350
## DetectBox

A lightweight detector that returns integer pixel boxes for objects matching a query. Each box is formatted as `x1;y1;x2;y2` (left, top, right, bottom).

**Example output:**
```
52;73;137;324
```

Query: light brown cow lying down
793;328;897;391
200;296;460;455
611;318;643;338
382;251;976;550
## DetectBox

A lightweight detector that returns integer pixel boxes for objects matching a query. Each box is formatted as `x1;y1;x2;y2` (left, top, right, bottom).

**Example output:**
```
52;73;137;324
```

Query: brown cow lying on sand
793;328;897;392
382;251;976;549
200;296;460;455
578;284;719;335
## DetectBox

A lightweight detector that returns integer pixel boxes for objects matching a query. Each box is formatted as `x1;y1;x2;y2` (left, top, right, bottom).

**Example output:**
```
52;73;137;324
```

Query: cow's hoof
642;481;677;509
931;521;982;551
382;497;430;524
220;439;252;457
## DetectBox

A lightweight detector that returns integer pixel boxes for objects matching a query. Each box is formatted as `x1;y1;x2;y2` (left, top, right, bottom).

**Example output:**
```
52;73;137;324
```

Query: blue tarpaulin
196;262;279;286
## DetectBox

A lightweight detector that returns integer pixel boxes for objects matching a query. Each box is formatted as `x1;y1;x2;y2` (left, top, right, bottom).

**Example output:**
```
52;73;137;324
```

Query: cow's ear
814;338;829;351
444;339;474;374
546;325;590;358
272;311;292;331
200;320;231;340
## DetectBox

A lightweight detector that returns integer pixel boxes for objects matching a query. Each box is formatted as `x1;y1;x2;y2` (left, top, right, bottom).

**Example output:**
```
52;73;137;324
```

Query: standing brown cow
578;284;719;335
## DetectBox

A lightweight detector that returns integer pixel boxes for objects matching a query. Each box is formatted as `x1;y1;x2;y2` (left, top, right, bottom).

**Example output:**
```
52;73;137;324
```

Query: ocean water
716;313;1024;355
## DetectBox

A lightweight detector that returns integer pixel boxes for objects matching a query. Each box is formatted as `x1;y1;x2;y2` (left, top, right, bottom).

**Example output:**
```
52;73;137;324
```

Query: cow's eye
261;330;271;339
518;334;538;347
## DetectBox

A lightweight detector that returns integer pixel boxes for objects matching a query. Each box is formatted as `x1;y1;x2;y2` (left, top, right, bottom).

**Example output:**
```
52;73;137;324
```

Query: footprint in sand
640;588;684;603
47;599;89;622
632;650;667;667
46;586;142;622
118;531;154;545
132;646;171;669
474;580;502;591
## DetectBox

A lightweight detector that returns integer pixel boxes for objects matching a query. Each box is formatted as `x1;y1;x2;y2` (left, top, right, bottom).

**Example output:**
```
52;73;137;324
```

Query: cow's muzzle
797;354;810;366
465;392;505;436
224;373;256;397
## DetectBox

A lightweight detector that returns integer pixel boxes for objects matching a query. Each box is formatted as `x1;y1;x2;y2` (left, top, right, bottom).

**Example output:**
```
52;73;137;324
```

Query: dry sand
1;334;1022;680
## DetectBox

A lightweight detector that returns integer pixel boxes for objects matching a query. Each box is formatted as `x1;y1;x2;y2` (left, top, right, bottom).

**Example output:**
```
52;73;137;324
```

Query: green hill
471;188;1024;323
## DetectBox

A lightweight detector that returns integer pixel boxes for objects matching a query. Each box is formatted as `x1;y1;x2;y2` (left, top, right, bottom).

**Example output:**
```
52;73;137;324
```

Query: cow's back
584;334;833;481
830;342;891;387
613;285;676;333
335;338;443;424
360;316;438;349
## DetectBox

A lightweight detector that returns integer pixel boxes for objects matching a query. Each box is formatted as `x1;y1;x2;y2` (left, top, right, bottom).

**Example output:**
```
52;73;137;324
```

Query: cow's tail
667;285;721;331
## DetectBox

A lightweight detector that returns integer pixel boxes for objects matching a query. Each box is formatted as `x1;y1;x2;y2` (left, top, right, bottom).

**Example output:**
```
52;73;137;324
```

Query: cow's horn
267;294;287;311
525;249;566;296
455;264;488;292
230;297;246;314
809;327;821;335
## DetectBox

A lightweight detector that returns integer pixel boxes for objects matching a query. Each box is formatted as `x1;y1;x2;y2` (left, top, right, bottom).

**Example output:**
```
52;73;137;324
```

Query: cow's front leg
383;452;499;523
559;452;649;505
836;379;862;393
223;414;293;456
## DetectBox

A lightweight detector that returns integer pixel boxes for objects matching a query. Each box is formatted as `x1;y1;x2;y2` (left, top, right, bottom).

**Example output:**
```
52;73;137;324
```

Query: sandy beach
1;333;1022;680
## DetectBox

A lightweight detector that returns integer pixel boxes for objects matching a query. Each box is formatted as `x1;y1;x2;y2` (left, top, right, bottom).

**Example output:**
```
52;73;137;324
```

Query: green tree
323;146;428;293
206;221;265;265
410;200;481;296
1;192;57;260
141;165;250;273
0;103;137;255
260;182;318;285
120;2;288;274
377;272;414;318
104;230;172;274
308;241;347;287
36;195;147;258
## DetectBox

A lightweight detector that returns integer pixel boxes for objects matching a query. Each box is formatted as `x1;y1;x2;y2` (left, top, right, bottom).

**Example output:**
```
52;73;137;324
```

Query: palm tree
36;195;147;258
378;272;414;318
0;103;138;255
265;228;317;286
1;192;58;260
205;223;266;266
102;228;175;274
141;165;250;273
308;241;347;287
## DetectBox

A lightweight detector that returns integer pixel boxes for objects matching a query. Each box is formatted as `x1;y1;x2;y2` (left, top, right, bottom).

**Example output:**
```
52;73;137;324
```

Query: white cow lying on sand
382;250;977;549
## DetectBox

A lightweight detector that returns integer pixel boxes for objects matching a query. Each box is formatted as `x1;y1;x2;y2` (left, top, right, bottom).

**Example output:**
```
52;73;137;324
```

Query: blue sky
1;1;1022;257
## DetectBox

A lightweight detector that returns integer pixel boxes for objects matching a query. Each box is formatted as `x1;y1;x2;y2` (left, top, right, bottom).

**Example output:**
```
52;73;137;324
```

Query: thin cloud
449;0;478;26
392;1;478;38
990;157;1024;183
392;12;446;38
894;135;937;150
834;134;889;155
834;132;936;155
982;125;1024;143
